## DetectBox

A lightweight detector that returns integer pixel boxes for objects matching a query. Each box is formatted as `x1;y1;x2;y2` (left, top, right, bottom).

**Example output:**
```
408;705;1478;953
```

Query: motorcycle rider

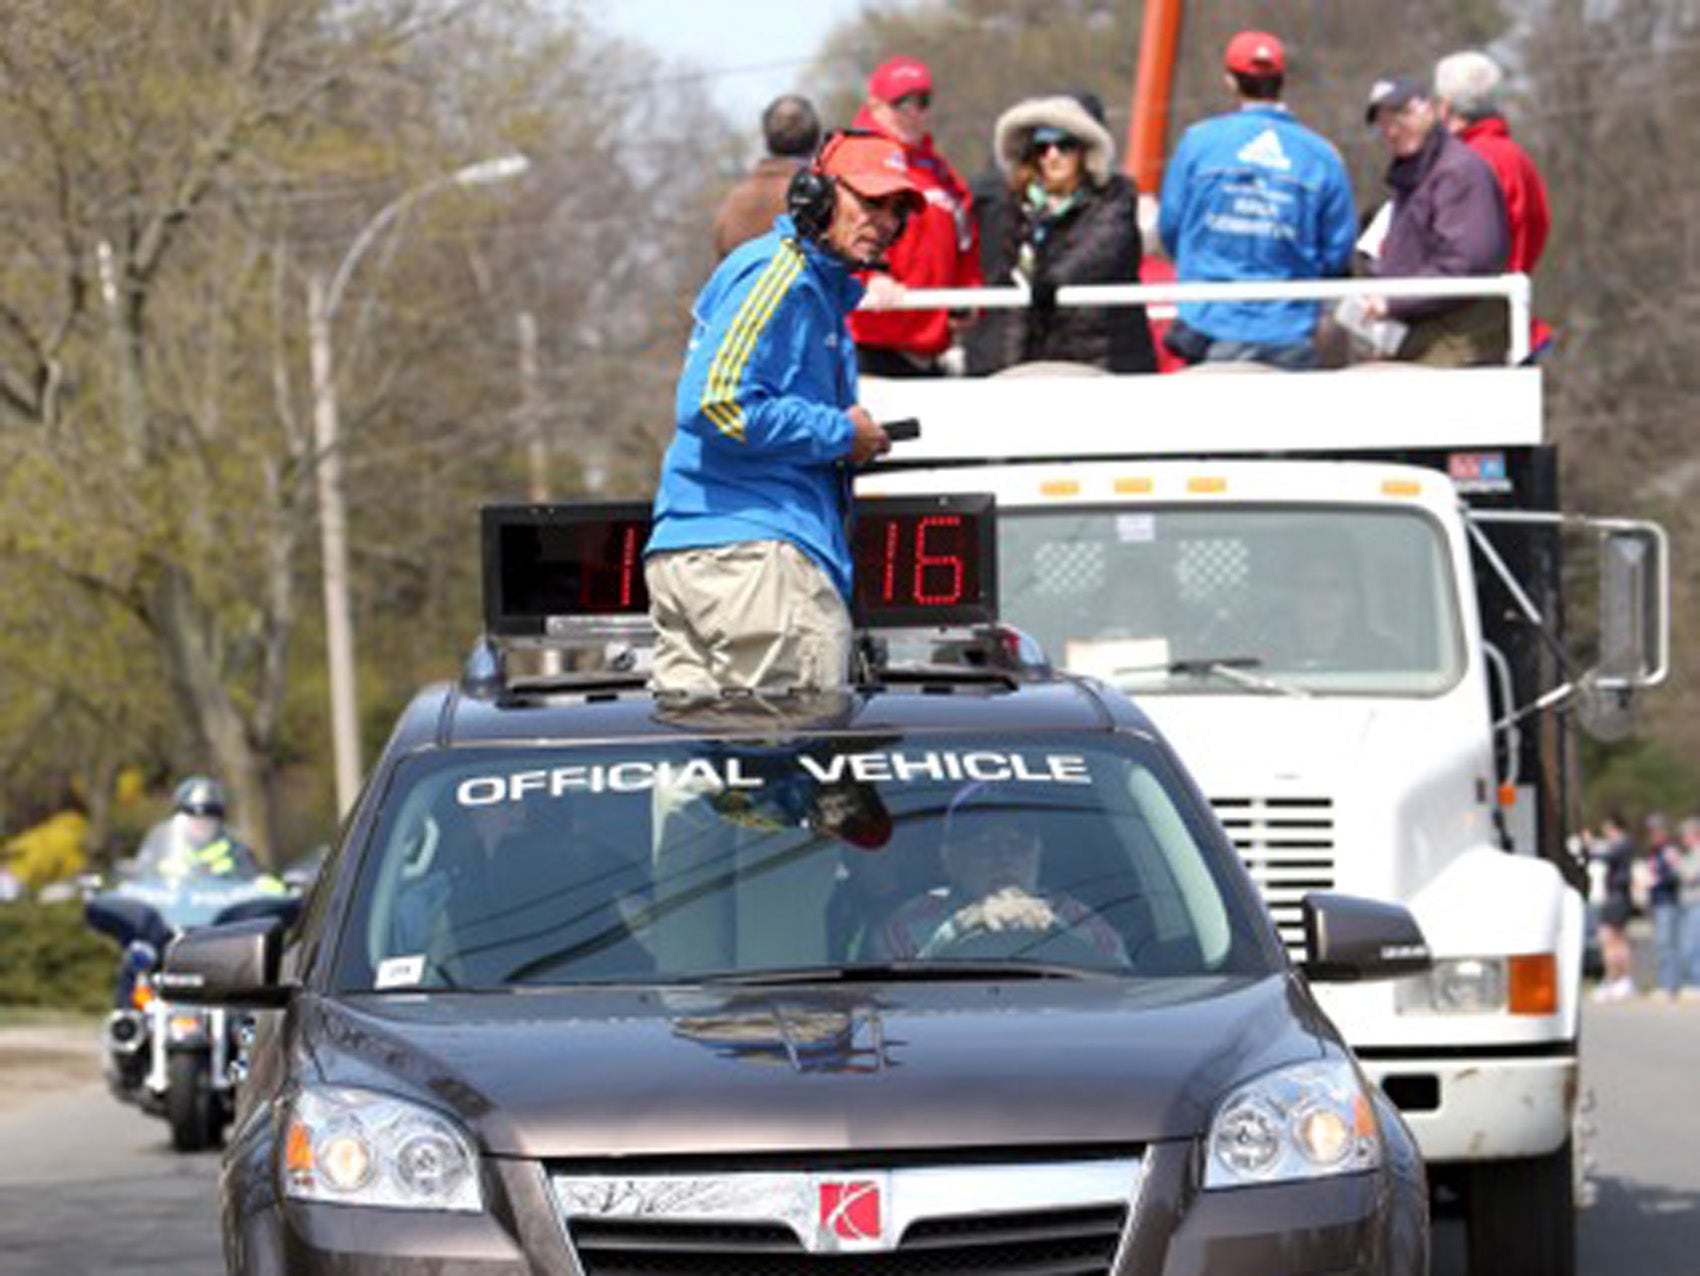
135;776;265;883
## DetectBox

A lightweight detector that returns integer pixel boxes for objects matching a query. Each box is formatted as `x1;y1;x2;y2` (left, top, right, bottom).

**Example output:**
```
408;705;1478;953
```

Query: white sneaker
1590;977;1635;1003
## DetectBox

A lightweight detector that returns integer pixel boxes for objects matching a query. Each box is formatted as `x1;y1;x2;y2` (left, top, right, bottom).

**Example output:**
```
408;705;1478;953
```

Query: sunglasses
1029;136;1083;159
893;91;932;111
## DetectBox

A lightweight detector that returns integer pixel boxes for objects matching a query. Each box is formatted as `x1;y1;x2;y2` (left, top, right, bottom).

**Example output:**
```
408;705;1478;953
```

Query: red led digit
619;523;638;607
914;515;965;604
882;518;900;603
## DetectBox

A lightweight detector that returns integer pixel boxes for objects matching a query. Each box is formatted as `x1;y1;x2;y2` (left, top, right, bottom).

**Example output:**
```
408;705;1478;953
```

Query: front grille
1211;795;1336;954
568;1203;1127;1276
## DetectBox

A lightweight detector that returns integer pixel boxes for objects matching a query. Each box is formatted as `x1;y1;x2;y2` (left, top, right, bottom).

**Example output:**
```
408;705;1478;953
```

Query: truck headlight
1407;957;1507;1014
283;1086;481;1212
1397;954;1557;1015
1205;1059;1381;1188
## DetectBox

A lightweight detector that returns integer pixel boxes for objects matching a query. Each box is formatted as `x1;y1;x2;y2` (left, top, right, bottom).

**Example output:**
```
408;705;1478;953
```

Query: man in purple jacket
1362;75;1510;366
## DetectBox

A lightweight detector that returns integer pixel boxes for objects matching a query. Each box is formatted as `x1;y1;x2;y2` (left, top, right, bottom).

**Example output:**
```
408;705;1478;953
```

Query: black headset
787;128;892;241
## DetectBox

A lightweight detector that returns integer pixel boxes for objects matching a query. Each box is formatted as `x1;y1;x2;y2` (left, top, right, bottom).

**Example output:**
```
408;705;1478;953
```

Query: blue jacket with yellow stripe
648;215;864;600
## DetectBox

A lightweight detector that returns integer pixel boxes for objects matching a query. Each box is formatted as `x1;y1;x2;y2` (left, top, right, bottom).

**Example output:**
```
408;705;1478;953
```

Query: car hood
298;975;1328;1157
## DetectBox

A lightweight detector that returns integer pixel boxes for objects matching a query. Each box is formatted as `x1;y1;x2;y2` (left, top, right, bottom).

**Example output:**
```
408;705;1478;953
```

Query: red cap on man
868;55;932;103
819;133;925;213
1224;31;1285;76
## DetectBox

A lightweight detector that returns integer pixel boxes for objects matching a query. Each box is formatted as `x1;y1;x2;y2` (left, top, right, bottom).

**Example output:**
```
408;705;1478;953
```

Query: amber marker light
1381;479;1422;497
1040;479;1080;497
284;1119;316;1188
1187;476;1226;493
1114;476;1153;494
1508;953;1559;1015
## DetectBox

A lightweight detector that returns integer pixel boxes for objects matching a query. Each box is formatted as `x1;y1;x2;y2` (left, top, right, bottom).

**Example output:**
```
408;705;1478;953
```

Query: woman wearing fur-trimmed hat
968;93;1156;375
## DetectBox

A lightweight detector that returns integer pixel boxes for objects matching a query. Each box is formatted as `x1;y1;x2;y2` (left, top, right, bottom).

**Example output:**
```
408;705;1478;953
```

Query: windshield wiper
696;961;1104;985
1160;656;1310;698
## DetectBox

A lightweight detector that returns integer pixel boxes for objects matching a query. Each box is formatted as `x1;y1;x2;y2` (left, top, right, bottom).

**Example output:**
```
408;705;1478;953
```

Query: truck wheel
166;1052;222;1153
1464;1139;1576;1276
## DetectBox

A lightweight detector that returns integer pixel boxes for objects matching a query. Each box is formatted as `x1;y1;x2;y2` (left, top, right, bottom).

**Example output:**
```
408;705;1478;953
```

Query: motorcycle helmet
173;775;227;818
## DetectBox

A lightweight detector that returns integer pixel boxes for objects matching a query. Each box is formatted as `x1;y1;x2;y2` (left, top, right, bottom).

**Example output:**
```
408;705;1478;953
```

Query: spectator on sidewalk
1433;49;1553;359
713;95;822;259
1158;31;1356;370
1645;812;1685;1001
1677;817;1700;999
1362;74;1510;366
1591;813;1636;1001
848;55;982;376
970;91;1156;374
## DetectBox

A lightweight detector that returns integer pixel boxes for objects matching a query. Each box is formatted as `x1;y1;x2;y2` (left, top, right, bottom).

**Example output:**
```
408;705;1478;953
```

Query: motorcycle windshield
111;870;277;930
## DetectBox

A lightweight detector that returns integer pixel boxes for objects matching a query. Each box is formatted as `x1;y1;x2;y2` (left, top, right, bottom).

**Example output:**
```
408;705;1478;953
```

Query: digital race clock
482;493;997;637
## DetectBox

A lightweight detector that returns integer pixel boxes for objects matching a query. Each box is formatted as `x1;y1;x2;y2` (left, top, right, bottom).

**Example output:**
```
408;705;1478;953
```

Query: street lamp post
310;154;529;816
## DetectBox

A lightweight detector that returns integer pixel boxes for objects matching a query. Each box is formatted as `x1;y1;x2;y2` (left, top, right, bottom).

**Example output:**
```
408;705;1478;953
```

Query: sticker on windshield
455;752;1091;805
376;955;426;989
1115;513;1155;543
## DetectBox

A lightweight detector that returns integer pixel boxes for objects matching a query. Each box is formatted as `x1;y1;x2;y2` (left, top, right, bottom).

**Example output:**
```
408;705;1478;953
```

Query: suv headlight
1205;1059;1381;1188
283;1086;482;1211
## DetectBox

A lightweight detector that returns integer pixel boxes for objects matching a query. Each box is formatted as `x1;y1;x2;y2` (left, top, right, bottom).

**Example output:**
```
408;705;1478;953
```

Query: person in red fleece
848;55;982;377
1434;49;1553;359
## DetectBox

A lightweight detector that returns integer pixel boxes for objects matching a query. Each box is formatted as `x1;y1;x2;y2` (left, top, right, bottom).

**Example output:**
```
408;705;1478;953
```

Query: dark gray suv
167;666;1430;1276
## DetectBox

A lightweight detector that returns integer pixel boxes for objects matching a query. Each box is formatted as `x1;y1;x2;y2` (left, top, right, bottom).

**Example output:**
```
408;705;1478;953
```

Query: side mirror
1596;524;1667;688
1300;892;1431;983
159;917;291;1007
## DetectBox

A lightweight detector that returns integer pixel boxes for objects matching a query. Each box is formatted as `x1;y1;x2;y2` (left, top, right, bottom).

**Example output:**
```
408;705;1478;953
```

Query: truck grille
1211;796;1336;953
567;1204;1127;1276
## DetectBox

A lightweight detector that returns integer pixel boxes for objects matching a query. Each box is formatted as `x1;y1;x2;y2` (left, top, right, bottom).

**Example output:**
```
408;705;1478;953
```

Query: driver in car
872;792;1127;963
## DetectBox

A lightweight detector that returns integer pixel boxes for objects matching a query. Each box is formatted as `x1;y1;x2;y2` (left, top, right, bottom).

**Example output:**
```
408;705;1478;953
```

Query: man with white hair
1434;49;1552;356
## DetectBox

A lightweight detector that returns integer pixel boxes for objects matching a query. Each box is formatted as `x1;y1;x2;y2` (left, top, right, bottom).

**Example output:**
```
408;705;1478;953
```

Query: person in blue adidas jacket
646;131;922;693
1158;31;1357;369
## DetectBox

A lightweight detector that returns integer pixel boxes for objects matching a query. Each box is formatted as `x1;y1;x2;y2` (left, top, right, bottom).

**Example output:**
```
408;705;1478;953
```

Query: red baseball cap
819;133;924;210
868;55;933;104
1225;31;1285;76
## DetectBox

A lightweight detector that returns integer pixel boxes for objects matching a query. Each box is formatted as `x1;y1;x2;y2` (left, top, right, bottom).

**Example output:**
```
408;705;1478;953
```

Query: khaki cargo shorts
645;541;852;693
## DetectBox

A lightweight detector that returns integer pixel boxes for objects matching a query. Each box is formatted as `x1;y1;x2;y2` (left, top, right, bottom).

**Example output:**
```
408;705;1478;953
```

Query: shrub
0;900;113;1013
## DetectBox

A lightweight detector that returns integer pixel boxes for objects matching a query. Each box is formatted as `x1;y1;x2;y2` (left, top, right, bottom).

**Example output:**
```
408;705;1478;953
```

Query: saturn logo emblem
817;1178;884;1249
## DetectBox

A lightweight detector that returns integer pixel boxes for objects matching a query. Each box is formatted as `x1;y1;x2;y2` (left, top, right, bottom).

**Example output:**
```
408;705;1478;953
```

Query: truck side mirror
1299;892;1432;983
1596;525;1667;688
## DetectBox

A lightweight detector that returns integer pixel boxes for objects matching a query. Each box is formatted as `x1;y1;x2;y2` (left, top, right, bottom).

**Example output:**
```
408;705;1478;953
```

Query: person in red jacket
848;55;982;377
1434;50;1553;358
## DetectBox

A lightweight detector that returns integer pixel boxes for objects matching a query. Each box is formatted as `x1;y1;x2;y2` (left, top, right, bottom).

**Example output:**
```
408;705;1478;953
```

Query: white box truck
858;281;1666;1276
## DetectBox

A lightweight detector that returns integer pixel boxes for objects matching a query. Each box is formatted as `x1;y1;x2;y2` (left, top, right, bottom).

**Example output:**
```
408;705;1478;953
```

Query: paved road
4;1000;1698;1274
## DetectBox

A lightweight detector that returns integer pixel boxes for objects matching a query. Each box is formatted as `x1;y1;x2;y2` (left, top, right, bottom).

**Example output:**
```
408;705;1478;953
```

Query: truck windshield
999;506;1464;697
334;732;1277;991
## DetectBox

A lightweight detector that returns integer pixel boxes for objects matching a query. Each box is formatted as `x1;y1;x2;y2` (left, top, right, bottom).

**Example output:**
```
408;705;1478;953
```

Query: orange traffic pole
1125;0;1185;194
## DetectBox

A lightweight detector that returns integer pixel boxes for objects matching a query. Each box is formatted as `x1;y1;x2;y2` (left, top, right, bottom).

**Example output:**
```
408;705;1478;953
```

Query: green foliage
0;901;113;1014
1582;735;1695;827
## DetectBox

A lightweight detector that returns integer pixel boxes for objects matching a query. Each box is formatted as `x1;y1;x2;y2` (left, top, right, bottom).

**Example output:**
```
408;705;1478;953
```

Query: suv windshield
334;731;1275;990
1000;506;1464;696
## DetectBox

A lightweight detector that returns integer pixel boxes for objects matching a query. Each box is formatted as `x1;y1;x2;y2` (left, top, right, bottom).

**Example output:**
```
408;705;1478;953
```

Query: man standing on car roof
646;132;924;694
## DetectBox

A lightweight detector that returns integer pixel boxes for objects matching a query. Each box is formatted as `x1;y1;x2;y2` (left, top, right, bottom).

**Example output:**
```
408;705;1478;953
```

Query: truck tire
166;1052;222;1153
1464;1138;1576;1276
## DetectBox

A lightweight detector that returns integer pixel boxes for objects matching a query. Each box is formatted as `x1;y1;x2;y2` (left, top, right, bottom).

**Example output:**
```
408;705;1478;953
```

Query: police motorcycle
84;802;298;1152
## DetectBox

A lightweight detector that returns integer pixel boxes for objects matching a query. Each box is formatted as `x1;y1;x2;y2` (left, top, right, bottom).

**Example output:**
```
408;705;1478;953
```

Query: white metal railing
872;274;1533;366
